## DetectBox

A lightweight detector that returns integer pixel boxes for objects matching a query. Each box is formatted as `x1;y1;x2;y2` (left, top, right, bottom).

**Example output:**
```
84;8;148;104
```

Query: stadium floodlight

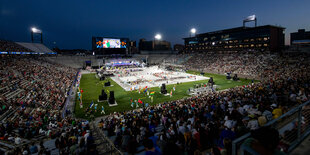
154;34;162;40
190;28;197;37
31;27;43;43
31;27;41;33
190;28;196;34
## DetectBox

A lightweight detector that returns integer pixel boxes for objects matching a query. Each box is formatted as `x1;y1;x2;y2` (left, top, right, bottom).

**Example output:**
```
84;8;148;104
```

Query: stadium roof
183;25;285;39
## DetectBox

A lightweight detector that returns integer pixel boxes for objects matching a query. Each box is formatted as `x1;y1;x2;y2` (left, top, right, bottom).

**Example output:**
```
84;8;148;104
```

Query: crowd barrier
232;100;310;155
62;70;80;118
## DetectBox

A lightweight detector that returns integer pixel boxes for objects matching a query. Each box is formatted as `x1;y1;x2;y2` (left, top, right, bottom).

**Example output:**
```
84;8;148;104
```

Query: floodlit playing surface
111;66;209;91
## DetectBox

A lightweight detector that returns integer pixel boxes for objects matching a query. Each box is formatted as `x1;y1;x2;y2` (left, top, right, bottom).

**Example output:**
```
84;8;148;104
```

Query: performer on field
101;106;105;114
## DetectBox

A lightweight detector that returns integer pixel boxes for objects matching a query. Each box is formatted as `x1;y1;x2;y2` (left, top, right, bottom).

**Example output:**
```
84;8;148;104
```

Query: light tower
190;28;196;37
154;34;162;40
31;27;43;43
154;33;162;51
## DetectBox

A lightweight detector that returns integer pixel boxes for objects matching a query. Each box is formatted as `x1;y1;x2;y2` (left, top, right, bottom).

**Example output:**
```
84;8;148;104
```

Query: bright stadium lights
30;27;43;43
190;28;197;37
31;27;41;33
155;34;162;40
190;28;196;34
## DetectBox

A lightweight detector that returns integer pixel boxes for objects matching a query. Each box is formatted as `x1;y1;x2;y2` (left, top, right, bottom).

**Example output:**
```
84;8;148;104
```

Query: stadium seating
97;51;310;154
15;42;54;53
1;38;310;154
0;40;32;52
45;56;98;68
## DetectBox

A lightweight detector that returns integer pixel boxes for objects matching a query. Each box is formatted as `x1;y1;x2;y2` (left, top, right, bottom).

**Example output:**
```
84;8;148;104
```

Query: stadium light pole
155;34;162;40
154;34;162;51
190;28;196;37
31;27;43;43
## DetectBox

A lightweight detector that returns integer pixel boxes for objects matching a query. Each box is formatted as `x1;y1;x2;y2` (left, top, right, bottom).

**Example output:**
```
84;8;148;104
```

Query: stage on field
110;66;209;91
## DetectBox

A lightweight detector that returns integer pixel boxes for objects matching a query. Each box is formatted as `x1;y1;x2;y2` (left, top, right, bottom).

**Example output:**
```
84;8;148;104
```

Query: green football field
74;71;257;119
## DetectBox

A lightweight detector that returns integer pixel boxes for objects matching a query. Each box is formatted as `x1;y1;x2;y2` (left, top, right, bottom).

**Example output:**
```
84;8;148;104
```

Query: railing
232;100;310;155
62;70;80;118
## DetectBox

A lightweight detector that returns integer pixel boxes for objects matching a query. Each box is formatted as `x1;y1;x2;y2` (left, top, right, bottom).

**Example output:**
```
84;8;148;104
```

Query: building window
251;44;254;47
244;39;249;42
250;39;255;42
263;37;268;41
263;44;268;47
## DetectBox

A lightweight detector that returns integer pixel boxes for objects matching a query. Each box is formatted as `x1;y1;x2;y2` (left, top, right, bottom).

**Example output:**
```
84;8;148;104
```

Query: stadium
1;1;310;155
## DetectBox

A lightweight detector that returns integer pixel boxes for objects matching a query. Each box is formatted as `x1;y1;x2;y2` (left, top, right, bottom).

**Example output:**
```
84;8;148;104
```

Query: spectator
144;139;162;155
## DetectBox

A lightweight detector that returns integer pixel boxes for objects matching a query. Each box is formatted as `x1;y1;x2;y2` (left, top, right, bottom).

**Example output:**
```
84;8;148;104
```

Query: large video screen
96;38;127;48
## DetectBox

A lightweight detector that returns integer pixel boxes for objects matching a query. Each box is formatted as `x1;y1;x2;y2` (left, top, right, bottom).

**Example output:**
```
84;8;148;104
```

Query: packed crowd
4;117;97;155
0;55;87;154
184;51;310;80
0;40;32;52
98;51;310;154
1;41;309;154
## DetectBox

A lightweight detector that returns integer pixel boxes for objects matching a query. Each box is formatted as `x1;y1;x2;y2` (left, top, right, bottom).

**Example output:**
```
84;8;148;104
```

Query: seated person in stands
242;127;285;155
143;139;162;155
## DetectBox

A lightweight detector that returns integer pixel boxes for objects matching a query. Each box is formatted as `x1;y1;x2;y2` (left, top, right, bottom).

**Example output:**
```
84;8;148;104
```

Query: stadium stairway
0;141;14;153
1;108;17;123
290;134;310;155
90;122;122;155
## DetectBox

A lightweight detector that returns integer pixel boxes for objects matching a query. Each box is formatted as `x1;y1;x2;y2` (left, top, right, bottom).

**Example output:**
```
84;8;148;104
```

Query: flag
151;96;154;103
170;90;173;96
150;91;155;96
144;87;148;93
90;101;94;108
143;86;148;91
244;15;256;21
138;99;143;104
80;89;84;93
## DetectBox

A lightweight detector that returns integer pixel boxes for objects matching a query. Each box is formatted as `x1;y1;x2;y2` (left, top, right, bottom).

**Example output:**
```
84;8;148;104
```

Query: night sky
1;0;309;50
